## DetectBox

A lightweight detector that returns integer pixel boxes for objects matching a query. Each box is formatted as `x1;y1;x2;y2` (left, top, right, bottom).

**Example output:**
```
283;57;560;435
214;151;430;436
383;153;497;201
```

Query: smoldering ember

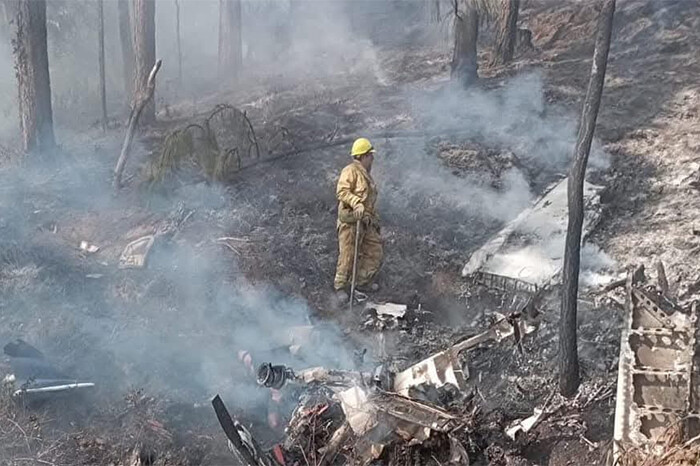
1;0;699;465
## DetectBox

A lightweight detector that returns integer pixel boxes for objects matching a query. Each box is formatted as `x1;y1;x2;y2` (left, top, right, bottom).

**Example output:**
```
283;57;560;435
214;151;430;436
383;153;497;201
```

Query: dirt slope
1;1;699;465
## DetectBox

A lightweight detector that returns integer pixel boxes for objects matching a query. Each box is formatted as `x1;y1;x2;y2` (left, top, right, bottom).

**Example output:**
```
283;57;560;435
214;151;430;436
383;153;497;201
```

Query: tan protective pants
334;222;383;291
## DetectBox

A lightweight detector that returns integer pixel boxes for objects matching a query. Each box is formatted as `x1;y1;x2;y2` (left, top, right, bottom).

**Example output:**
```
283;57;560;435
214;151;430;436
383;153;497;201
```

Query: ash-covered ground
1;0;699;465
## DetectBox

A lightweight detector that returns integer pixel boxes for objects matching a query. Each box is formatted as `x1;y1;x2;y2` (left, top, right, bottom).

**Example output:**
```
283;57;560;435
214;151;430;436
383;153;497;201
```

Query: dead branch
242;110;260;159
113;59;162;190
318;422;351;466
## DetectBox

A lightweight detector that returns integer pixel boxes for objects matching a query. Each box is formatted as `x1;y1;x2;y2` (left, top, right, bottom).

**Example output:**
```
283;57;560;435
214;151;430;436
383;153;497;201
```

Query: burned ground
1;0;700;465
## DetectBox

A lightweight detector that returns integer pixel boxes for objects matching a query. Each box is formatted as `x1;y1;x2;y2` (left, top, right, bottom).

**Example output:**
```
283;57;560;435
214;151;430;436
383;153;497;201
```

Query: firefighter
333;137;383;304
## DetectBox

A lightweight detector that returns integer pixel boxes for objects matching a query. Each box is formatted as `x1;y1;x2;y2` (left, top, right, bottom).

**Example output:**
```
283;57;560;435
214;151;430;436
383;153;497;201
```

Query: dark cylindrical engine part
256;362;290;389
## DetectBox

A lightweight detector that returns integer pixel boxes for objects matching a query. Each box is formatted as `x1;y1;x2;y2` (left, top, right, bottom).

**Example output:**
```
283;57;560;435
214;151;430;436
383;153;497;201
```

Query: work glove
353;204;365;222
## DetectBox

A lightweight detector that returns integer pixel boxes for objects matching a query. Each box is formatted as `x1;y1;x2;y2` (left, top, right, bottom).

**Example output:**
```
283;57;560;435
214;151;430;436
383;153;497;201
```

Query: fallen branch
114;59;163;190
216;236;253;243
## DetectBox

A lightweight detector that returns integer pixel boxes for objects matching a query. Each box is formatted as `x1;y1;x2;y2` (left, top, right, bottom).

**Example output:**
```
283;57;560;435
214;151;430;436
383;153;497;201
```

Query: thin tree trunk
131;0;155;124
3;1;18;35
175;0;182;86
492;0;519;66
559;0;616;397
218;0;242;88
98;0;107;131
118;0;134;101
12;0;55;154
2;1;8;25
451;3;479;88
431;0;441;23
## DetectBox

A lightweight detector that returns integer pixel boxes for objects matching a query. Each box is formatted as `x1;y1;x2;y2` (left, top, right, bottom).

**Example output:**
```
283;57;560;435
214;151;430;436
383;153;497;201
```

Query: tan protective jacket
336;161;378;225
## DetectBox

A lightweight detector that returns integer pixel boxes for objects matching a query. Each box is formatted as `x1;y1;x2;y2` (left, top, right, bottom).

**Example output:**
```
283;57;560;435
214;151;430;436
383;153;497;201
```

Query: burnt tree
559;0;616;397
98;0;107;130
492;0;519;66
218;0;242;87
118;0;134;100
12;0;55;153
432;0;441;23
175;0;182;86
2;1;9;24
131;0;156;124
451;1;479;87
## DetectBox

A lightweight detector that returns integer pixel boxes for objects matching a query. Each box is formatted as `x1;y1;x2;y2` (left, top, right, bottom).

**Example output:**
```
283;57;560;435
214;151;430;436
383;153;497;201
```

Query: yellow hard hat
350;138;375;158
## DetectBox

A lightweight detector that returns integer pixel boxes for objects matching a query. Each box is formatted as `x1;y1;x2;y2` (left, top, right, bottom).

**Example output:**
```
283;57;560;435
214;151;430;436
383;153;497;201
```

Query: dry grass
0;386;206;465
0;388;70;466
616;420;700;466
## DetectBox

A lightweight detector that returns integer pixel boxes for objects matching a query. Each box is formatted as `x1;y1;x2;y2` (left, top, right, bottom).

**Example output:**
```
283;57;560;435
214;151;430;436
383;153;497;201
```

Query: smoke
374;72;610;231
0;1;436;418
378;137;532;224
0;0;618;430
0;0;435;141
0;150;357;416
413;72;609;172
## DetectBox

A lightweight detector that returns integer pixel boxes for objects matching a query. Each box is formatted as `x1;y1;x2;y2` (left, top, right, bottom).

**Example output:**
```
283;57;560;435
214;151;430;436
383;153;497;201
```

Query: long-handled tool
349;221;362;311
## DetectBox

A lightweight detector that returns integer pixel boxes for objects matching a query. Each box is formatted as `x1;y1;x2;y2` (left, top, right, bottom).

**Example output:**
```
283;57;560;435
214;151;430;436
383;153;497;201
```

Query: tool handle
349;222;362;311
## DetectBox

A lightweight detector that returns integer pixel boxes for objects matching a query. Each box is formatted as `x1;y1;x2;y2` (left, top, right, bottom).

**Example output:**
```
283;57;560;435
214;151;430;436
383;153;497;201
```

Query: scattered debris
336;385;377;436
79;240;100;254
2;339;96;398
393;311;536;396
213;312;542;465
362;302;407;330
237;356;472;466
119;235;155;269
505;407;546;440
368;302;407;319
215;236;253;256
473;271;538;295
212;395;271;466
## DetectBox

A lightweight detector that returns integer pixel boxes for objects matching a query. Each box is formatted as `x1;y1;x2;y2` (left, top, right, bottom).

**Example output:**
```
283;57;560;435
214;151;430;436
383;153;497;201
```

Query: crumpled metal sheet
613;284;699;458
119;235;155;269
462;177;603;287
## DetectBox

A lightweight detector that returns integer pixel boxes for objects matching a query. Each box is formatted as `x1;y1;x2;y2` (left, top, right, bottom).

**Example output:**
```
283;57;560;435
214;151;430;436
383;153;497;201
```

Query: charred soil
1;1;699;465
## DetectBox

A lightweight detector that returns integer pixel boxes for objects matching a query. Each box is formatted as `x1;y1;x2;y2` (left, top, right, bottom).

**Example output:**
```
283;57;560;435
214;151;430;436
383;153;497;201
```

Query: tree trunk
218;0;242;88
451;3;479;88
12;0;55;154
492;0;519;66
2;1;9;25
131;0;156;124
431;0;441;23
175;0;182;86
559;0;616;397
98;0;107;130
118;0;134;101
